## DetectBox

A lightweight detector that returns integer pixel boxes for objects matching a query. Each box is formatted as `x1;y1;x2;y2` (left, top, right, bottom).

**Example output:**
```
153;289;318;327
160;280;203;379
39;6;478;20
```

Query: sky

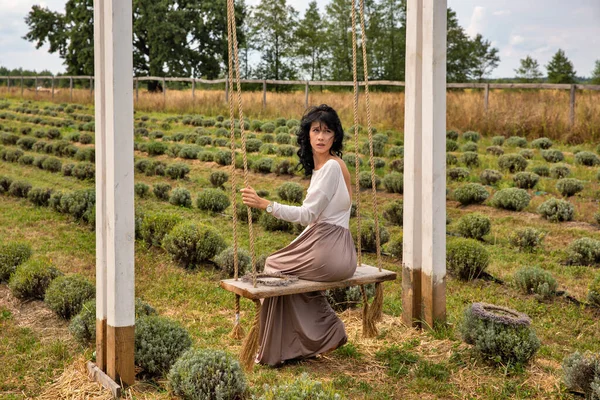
0;0;599;78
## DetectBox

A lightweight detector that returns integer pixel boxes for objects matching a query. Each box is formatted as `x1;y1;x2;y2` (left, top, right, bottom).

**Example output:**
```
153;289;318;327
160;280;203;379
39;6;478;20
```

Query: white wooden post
403;0;446;328
402;0;423;327
94;0;108;373
95;0;135;386
420;0;446;326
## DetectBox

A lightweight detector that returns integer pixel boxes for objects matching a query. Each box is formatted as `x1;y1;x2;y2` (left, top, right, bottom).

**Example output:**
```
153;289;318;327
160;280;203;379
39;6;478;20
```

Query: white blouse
272;159;352;229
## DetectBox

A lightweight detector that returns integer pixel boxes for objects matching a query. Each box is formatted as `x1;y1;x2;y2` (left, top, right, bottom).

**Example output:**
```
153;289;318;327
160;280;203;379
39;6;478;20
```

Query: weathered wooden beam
86;361;121;398
304;81;309;108
262;80;267;108
570;84;576;127
0;74;598;91
484;83;489;112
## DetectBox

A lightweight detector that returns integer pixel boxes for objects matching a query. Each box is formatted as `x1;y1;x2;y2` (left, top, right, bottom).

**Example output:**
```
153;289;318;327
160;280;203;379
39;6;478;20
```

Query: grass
0;97;600;398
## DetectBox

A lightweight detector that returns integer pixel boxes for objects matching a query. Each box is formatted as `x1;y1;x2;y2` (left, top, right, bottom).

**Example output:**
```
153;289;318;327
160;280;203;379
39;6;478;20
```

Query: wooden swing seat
220;264;396;300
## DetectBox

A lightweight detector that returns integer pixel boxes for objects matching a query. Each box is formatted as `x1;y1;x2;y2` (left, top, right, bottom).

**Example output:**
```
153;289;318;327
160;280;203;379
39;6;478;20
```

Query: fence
2;75;600;127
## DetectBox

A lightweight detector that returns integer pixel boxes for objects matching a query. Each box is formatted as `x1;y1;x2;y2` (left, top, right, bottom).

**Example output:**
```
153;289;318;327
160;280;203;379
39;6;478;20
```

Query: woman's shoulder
326;157;351;181
331;157;350;174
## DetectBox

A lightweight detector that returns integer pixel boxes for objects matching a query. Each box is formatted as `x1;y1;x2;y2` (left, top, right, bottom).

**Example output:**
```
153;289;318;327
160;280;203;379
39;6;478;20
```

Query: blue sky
1;0;598;78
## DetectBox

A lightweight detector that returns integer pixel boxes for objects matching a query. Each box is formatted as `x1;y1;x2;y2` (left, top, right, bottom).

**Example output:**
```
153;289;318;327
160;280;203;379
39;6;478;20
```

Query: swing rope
226;0;243;340
226;0;262;370
358;0;384;324
351;0;383;337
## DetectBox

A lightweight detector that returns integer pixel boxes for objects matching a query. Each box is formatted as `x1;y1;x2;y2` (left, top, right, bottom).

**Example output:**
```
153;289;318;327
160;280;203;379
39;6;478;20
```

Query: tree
325;0;354;81
24;1;94;75
24;0;246;87
470;34;500;82
546;49;577;84
368;0;406;81
514;55;543;83
250;0;298;81
591;60;600;85
295;1;328;80
445;9;475;82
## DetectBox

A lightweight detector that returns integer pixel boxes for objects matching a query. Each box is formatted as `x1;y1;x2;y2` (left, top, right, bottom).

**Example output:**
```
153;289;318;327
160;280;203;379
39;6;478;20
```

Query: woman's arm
241;185;331;226
241;161;340;225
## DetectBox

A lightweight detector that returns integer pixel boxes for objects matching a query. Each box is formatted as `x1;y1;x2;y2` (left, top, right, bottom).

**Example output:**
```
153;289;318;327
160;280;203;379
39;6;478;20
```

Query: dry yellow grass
2;85;600;142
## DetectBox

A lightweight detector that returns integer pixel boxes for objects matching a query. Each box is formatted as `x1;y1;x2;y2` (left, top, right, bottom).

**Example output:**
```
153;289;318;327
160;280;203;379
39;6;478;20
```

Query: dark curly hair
296;104;344;176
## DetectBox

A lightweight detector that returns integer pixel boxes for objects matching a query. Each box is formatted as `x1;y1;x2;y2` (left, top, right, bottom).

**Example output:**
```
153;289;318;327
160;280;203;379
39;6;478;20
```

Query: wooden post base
96;318;107;370
402;264;422;328
421;272;446;328
402;267;446;328
107;325;135;386
87;361;121;398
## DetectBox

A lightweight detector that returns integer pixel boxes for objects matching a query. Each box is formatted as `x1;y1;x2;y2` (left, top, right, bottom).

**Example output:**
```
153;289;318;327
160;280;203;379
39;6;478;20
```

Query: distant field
2;86;600;142
0;97;599;399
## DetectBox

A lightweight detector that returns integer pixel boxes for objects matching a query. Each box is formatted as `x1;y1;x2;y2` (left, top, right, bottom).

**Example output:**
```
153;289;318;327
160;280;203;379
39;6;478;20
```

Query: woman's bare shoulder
332;157;351;177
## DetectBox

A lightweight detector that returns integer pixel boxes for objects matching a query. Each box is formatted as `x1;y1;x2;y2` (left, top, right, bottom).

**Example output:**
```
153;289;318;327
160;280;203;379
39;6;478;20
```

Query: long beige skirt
257;222;357;366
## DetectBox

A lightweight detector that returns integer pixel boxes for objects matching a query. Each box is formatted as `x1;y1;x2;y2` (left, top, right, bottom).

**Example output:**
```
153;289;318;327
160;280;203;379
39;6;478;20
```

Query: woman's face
309;121;335;156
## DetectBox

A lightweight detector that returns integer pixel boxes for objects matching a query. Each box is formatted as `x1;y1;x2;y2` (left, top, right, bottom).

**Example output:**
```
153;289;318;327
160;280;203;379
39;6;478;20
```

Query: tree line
12;0;600;88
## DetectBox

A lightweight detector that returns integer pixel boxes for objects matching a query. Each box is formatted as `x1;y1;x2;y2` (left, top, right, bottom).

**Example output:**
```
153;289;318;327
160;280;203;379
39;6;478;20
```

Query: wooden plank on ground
220;264;397;300
86;361;121;399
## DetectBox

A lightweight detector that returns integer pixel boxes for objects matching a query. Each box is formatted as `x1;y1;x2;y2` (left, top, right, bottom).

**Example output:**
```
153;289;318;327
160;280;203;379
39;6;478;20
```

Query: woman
241;104;357;366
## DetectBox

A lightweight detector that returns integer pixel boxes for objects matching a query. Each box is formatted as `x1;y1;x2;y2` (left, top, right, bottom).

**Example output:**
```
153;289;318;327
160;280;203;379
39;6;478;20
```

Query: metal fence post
70;77;73;101
262;80;267;108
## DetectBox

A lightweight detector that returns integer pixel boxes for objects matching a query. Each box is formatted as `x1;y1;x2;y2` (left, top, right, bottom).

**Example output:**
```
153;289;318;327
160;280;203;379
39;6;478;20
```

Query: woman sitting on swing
241;104;357;366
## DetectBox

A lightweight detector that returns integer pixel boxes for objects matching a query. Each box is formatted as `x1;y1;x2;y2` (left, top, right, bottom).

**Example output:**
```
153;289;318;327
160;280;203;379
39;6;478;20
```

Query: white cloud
493;10;511;16
509;35;525;46
466;6;486;38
